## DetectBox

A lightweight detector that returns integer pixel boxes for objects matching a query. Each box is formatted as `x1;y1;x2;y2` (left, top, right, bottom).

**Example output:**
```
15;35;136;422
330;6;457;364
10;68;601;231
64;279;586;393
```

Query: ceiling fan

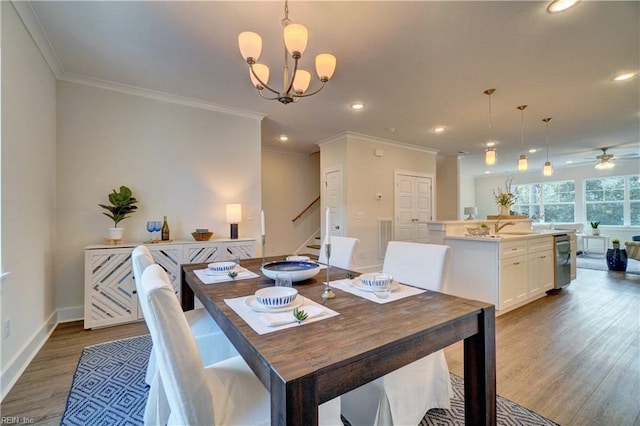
592;147;639;170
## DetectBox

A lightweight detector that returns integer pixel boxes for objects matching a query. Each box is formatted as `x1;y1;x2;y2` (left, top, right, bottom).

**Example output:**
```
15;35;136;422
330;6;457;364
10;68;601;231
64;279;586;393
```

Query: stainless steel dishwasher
553;234;571;289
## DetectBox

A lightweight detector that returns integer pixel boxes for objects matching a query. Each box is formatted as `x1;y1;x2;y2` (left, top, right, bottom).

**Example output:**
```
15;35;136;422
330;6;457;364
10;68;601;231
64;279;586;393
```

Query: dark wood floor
1;268;639;425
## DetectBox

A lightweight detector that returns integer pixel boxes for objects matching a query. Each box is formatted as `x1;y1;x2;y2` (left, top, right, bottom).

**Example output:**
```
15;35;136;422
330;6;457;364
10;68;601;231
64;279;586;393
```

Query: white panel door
394;173;433;243
324;168;344;237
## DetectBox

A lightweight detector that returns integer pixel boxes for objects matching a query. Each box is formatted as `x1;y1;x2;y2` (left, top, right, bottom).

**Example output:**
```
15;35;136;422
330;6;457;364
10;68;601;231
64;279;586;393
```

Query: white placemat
329;279;426;304
224;295;339;335
194;266;260;284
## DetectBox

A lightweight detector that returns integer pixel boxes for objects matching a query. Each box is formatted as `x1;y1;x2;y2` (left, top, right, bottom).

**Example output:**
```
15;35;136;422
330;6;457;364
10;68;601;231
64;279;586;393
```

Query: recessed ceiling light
485;171;492;174
528;148;537;154
433;126;446;133
547;0;580;13
279;135;289;142
351;102;365;110
565;160;574;164
613;72;637;81
486;141;496;147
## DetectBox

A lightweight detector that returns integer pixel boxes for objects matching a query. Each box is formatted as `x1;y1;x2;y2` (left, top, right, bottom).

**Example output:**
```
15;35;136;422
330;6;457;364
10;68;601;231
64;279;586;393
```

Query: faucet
494;219;516;233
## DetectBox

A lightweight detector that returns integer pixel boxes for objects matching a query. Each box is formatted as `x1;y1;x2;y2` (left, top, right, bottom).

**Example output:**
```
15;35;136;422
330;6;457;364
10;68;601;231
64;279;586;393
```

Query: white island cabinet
84;238;255;329
444;233;561;315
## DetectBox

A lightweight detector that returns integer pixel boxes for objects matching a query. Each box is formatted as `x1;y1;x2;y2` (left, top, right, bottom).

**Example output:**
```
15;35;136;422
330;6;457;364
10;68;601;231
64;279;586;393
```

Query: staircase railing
291;196;320;222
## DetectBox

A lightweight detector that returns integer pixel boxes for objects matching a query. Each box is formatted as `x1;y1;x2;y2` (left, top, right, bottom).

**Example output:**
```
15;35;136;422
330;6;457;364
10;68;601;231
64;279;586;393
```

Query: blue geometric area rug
61;334;558;426
61;335;152;426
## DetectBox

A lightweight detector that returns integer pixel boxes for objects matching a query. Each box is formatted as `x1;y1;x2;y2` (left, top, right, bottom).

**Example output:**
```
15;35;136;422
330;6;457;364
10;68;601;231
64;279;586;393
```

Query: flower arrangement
493;177;516;207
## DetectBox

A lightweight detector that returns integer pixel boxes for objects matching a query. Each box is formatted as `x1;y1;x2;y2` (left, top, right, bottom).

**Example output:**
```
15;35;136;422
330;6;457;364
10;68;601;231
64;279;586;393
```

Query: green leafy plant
98;185;138;227
480;222;489;229
611;238;619;244
590;221;600;229
228;271;238;279
346;272;357;280
293;308;308;323
493;177;516;207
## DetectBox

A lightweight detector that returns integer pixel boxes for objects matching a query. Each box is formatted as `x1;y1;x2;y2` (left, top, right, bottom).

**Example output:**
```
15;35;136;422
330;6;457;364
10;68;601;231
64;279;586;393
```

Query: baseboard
57;305;84;323
0;311;58;401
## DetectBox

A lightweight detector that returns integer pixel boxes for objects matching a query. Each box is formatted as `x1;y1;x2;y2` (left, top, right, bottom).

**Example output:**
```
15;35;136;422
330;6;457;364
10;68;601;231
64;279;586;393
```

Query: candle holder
321;243;335;300
261;235;266;266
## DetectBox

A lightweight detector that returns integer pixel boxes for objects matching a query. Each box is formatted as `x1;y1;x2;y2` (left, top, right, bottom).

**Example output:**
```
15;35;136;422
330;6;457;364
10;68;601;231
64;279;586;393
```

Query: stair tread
307;244;321;250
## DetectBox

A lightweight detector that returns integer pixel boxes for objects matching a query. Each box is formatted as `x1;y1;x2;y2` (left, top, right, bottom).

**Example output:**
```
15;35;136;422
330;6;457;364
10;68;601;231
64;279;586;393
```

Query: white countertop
445;230;574;243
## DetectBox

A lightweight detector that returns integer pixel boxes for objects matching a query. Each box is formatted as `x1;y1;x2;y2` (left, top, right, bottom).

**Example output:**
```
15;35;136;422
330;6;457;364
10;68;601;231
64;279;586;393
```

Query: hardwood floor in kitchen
1;268;639;425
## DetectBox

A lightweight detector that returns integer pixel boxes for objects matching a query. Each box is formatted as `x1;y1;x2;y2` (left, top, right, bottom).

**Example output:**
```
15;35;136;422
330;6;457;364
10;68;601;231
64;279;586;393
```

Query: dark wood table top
181;256;496;425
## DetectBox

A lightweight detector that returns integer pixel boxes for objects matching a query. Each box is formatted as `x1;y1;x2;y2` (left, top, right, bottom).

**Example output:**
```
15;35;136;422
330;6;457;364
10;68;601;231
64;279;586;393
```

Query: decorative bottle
161;216;170;241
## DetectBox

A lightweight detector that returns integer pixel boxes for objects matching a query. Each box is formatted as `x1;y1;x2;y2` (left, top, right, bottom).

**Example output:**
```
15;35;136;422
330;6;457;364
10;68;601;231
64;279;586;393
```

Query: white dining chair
341;241;453;426
139;264;342;426
317;236;360;270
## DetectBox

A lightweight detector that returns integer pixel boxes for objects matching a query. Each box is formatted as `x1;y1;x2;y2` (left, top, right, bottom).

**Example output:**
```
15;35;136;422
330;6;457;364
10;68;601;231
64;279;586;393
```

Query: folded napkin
257;305;324;327
194;267;259;284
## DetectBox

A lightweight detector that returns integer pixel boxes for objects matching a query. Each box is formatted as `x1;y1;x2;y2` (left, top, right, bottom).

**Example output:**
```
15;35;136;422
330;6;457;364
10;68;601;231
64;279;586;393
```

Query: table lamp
226;204;242;239
464;207;478;220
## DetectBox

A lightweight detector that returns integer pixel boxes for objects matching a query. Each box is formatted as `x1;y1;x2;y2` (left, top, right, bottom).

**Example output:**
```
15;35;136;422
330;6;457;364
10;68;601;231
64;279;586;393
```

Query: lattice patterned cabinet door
148;244;184;299
84;249;137;329
185;243;223;264
223;240;256;260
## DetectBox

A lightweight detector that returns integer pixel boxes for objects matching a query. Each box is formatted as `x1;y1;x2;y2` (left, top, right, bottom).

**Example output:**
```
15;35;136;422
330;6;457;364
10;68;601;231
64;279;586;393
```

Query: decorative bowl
192;231;213;241
261;261;320;282
207;261;236;273
359;273;393;288
466;227;490;236
254;287;298;308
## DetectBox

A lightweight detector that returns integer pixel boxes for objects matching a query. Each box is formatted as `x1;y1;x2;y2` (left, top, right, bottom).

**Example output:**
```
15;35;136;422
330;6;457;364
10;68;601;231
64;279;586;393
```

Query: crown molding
13;1;266;121
317;131;440;155
11;1;64;78
59;73;266;121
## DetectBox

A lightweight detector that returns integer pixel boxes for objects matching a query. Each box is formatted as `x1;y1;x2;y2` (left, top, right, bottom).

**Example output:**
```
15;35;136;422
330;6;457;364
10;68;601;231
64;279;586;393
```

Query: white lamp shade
250;63;270;88
543;161;554;176
464;207;478;216
315;53;336;81
293;70;311;93
284;23;308;56
518;155;528;171
226;204;242;223
485;148;496;165
238;31;262;61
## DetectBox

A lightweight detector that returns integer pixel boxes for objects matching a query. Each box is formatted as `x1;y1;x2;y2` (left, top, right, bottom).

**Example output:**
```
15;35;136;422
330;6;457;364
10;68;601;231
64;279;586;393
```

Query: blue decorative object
606;248;628;272
261;261;320;282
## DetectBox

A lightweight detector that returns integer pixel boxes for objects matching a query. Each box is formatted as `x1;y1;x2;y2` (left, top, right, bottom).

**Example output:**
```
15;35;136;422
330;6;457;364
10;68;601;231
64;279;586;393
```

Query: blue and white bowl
254;287;298;308
207;261;236;273
359;273;393;289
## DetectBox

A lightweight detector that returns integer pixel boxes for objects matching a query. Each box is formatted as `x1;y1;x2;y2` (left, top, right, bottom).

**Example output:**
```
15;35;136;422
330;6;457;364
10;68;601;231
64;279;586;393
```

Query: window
585;176;627;226
631;176;640;226
512;180;575;223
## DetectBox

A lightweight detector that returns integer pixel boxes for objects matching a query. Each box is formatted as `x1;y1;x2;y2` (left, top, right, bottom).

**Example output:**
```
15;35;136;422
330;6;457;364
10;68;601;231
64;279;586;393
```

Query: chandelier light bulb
518;154;528;171
485;147;496;165
283;23;308;57
293;70;311;93
315;53;337;81
250;63;270;88
238;32;262;62
543;161;554;176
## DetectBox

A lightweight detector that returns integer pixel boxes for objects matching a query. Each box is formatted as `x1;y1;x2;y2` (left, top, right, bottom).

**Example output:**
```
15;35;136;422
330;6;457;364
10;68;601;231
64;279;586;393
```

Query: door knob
334;225;340;230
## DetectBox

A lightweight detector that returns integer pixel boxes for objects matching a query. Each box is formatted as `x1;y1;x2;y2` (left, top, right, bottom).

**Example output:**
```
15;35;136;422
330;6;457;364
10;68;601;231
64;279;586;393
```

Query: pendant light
517;105;528;171
484;88;497;165
542;117;553;176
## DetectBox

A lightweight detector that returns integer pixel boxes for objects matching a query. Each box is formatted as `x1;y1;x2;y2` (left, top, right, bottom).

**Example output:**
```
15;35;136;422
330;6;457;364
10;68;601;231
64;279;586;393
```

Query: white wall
261;149;320;256
55;81;262;315
320;132;437;271
474;161;640;242
1;2;58;399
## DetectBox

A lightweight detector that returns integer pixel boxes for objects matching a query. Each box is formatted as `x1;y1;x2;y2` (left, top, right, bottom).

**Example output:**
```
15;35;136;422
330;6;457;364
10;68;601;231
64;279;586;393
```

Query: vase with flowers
493;177;516;216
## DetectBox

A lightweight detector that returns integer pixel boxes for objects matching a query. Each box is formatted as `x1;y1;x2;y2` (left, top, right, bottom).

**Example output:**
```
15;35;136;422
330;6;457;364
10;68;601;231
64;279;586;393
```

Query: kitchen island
428;219;576;315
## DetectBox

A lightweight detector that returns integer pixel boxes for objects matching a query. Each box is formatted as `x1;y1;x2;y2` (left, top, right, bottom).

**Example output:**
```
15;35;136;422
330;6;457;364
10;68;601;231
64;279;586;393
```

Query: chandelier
238;0;337;105
516;105;528;171
484;88;497;165
542;117;553;176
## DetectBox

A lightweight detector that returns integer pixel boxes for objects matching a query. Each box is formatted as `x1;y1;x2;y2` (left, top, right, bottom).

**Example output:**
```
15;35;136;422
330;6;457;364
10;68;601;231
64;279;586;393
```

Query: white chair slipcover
341;241;453;426
131;245;237;424
139;264;342;425
317;236;360;270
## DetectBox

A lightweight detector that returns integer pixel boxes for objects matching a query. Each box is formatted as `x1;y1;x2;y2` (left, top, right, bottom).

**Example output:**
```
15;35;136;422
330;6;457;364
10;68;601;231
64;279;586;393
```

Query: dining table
181;256;496;426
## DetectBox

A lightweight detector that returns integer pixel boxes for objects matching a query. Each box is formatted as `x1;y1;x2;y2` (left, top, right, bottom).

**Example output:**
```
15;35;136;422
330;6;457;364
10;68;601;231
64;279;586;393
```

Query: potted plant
611;238;620;249
493;177;516;216
99;185;138;241
607;238;627;271
590;221;600;236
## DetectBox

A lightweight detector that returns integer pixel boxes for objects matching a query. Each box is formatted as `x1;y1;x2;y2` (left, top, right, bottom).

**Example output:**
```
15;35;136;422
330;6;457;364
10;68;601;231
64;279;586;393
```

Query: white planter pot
108;227;124;240
592;228;600;236
500;205;510;216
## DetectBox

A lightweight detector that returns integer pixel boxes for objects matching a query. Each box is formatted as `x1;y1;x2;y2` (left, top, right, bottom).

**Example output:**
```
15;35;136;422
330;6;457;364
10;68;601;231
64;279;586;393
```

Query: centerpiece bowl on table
261;260;320;282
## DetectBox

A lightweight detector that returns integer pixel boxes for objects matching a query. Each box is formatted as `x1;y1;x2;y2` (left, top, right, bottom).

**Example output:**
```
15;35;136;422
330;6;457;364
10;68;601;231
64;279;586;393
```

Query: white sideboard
84;238;255;329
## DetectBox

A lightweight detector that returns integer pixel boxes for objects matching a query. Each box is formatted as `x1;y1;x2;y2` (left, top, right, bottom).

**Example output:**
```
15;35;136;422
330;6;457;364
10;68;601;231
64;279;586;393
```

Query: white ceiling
23;1;640;176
